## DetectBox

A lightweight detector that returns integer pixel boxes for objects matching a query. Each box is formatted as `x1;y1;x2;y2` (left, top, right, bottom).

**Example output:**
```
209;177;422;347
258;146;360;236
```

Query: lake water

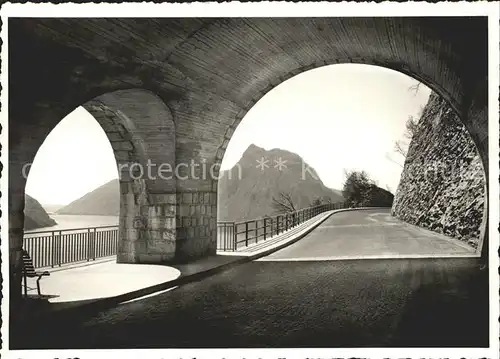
25;214;119;233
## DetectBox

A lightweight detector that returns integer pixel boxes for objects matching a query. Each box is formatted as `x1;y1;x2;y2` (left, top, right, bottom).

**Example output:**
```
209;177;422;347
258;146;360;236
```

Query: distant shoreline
53;213;119;216
24;214;119;233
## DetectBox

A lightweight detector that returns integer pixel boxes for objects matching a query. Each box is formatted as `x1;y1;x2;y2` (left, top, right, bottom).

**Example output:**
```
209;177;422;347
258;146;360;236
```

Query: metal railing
22;201;346;268
217;201;346;251
23;225;119;269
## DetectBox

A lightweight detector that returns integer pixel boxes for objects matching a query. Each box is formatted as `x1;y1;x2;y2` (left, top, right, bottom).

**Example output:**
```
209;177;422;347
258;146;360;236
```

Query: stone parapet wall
391;92;486;249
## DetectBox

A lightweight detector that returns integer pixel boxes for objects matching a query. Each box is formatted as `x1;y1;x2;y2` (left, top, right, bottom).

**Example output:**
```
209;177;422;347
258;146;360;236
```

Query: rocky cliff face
391;92;486;249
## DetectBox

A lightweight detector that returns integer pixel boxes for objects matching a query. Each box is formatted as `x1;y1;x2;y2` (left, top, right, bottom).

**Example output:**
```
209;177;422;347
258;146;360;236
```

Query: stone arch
83;89;178;264
8;88;177;303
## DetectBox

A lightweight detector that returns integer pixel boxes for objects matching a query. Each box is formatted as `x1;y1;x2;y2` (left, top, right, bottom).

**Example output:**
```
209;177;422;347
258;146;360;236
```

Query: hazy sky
25;64;430;206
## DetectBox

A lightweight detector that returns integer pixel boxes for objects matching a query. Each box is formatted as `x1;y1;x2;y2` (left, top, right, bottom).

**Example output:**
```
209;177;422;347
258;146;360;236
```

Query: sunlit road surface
13;210;487;349
263;208;476;260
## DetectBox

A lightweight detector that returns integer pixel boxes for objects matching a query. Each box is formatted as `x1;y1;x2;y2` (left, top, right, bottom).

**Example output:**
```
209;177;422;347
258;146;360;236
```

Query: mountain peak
219;146;343;222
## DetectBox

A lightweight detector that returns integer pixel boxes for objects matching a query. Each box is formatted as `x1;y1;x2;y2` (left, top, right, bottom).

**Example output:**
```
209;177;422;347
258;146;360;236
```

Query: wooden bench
22;250;50;296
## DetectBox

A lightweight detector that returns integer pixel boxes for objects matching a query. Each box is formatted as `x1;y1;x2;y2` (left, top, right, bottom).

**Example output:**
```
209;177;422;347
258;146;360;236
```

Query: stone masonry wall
391;92;486;249
175;190;218;261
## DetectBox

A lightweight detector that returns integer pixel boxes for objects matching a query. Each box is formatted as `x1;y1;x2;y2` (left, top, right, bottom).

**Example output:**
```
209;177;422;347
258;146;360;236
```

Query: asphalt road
13;210;488;349
265;208;476;260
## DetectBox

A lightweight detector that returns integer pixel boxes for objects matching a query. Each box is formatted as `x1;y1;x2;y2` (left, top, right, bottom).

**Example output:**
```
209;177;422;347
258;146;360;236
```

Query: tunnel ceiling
9;17;488;162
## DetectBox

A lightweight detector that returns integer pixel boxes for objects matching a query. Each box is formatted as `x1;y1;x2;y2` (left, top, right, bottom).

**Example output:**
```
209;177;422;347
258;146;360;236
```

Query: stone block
225;126;235;138
117;251;137;263
175;236;209;260
162;229;176;241
148;239;176;254
176;227;187;240
114;150;131;162
164;217;175;229
112;141;134;151
123;229;139;241
182;192;193;204
137;253;173;264
179;204;190;217
182;217;191;227
106;131;123;142
119;240;136;254
166;194;176;204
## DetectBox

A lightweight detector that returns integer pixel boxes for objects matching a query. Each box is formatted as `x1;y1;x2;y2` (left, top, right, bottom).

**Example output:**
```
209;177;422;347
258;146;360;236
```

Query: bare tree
393;115;420;159
385;152;404;168
408;81;422;95
394;140;408;158
272;192;297;214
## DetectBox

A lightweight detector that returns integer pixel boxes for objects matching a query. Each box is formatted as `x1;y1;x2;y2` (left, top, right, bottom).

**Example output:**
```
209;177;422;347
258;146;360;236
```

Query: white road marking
257;253;480;262
121;286;179;304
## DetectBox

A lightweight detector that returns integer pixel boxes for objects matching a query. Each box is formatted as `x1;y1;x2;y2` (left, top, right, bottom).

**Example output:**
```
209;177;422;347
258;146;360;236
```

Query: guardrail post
50;231;56;268
57;230;62;267
87;228;91;261
93;227;97;260
245;222;249;247
263;218;267;240
285;213;289;231
255;220;258;243
233;223;237;251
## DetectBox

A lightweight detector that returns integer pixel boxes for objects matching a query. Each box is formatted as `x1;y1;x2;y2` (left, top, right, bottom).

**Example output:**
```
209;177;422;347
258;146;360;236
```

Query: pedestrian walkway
25;258;181;303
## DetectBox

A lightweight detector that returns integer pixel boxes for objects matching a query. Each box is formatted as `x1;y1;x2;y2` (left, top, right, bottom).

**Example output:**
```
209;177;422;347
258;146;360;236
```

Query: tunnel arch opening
216;63;488;256
18;88;178;270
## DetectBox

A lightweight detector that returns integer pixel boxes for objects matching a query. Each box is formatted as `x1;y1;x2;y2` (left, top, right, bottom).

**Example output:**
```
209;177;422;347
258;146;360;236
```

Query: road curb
45;207;389;321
